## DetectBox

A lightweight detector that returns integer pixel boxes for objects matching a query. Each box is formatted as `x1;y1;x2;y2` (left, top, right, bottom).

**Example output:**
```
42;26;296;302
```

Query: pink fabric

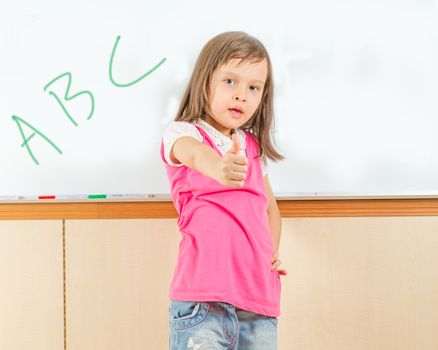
160;125;281;317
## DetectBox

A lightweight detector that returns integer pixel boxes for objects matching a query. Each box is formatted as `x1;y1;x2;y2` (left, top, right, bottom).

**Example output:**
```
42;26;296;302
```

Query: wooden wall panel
0;220;63;350
65;219;179;350
279;216;438;350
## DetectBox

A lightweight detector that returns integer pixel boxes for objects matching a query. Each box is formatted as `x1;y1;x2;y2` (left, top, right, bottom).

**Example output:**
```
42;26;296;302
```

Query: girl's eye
224;79;260;92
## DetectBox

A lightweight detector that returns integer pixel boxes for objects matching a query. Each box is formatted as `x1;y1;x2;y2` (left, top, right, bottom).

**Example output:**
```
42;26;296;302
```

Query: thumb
229;133;240;155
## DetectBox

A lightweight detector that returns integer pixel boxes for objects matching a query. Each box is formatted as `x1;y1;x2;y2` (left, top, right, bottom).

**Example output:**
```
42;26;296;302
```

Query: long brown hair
175;31;284;162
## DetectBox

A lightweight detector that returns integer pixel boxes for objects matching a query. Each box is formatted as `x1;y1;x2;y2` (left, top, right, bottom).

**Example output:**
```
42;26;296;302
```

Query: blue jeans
169;300;278;349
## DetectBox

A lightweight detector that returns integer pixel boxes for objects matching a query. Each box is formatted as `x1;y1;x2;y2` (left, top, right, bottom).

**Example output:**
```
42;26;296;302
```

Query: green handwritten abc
12;35;166;165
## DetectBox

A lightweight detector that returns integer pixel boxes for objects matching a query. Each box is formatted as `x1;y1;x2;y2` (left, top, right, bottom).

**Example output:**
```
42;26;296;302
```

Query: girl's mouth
228;108;243;118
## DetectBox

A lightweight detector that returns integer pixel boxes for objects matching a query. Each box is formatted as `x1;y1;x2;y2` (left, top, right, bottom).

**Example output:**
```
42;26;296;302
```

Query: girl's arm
263;174;281;254
171;135;248;188
264;174;287;275
171;136;220;176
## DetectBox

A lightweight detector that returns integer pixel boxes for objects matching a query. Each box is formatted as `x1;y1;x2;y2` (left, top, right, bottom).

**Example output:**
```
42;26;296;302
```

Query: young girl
160;31;287;350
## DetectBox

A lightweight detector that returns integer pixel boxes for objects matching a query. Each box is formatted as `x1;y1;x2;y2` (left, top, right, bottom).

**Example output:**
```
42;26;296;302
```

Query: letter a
11;115;63;165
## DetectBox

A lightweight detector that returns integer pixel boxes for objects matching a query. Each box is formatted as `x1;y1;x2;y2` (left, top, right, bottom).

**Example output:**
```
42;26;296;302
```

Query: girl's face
205;58;268;137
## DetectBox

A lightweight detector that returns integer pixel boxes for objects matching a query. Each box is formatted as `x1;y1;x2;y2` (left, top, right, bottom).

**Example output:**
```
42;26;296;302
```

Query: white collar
195;118;246;155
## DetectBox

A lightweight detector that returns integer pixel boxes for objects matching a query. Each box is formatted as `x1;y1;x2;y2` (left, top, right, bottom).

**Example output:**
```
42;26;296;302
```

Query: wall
1;217;438;350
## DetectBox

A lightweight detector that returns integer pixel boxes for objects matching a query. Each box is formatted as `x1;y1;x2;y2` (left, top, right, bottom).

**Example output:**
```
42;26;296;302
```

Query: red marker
38;195;56;199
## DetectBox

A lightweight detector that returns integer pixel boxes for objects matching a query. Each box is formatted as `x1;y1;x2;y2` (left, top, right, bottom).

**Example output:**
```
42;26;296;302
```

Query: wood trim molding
1;198;438;220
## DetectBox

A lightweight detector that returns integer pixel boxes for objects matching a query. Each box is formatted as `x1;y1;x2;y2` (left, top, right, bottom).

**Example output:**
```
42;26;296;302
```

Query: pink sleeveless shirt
160;124;281;317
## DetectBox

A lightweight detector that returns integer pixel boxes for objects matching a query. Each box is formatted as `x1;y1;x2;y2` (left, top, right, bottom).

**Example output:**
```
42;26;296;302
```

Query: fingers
228;174;246;182
230;163;248;176
272;266;287;275
232;155;247;166
230;133;240;154
271;253;287;275
227;135;246;164
223;144;247;184
225;134;246;164
271;258;281;270
221;134;247;187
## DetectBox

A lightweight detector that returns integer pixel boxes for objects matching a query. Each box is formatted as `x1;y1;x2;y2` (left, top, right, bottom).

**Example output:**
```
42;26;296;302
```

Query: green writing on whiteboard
43;72;95;127
11;35;166;165
109;35;167;87
11;115;63;165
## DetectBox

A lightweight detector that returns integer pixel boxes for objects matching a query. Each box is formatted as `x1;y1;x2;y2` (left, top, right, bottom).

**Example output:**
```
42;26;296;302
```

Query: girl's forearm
268;201;282;254
193;144;222;180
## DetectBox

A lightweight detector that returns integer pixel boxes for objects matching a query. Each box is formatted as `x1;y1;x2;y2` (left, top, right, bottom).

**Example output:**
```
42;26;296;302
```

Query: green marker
88;194;107;199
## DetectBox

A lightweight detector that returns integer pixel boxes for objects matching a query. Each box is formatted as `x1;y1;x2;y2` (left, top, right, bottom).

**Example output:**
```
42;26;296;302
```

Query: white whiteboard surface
1;0;438;201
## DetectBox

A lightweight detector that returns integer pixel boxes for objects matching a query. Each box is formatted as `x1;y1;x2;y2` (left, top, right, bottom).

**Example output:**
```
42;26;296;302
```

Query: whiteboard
1;0;438;201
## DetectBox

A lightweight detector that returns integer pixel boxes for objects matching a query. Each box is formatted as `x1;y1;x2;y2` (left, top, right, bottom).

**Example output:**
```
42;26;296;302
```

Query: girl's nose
233;94;246;102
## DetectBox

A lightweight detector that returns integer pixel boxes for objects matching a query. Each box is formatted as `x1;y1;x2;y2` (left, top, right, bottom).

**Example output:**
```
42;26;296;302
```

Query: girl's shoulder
161;121;204;167
163;120;203;141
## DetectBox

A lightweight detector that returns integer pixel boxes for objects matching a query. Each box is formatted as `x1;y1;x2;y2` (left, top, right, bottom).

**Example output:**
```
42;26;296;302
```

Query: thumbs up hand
216;133;248;188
